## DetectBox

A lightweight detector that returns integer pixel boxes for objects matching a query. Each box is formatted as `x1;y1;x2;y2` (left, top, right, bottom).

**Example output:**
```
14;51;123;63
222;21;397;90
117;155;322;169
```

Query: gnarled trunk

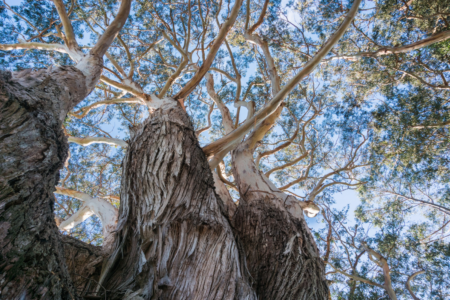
0;68;90;299
100;104;255;299
99;103;328;299
231;146;329;299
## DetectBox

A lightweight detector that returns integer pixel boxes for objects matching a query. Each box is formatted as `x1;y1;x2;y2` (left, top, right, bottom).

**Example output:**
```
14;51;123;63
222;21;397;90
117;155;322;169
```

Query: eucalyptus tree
1;0;450;299
0;0;132;298
316;202;450;300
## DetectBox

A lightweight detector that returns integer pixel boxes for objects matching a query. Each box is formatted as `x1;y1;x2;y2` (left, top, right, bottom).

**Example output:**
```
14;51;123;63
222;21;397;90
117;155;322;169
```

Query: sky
3;0;363;235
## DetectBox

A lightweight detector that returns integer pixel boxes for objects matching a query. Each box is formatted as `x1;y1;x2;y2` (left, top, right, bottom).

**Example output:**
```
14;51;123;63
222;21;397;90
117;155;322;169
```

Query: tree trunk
231;146;329;299
0;67;89;299
99;103;328;299
99;104;255;299
60;235;104;297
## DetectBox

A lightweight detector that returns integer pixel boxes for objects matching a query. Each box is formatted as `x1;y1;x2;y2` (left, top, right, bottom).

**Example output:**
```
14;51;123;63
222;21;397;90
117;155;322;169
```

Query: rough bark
231;146;329;299
0;68;89;299
60;235;105;298
99;104;256;299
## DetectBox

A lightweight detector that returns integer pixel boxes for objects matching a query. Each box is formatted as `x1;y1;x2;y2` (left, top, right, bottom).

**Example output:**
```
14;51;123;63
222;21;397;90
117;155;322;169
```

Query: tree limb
173;0;244;100
68;135;127;148
202;0;362;157
405;270;425;300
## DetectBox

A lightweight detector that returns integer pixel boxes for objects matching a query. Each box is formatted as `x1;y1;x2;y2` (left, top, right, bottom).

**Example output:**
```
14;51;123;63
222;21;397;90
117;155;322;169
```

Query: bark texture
100;104;256;300
61;235;104;297
0;68;88;299
232;146;329;299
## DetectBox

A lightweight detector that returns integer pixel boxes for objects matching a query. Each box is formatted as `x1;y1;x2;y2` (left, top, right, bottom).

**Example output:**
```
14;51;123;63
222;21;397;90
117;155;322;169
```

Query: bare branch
247;0;270;34
361;242;397;300
90;0;132;58
71;97;144;119
52;0;80;54
68;135;128;148
406;270;425;300
173;0;244;100
0;42;67;53
327;30;450;61
203;0;362;157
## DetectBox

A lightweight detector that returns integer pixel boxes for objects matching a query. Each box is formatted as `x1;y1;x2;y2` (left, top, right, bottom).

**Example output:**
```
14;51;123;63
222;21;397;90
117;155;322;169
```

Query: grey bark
99;104;256;299
231;146;329;299
61;235;105;298
0;66;95;299
97;104;328;299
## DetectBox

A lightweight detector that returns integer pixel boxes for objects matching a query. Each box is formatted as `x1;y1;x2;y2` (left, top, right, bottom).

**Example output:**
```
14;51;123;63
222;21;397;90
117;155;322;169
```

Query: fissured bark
232;147;329;299
99;104;255;299
0;68;88;299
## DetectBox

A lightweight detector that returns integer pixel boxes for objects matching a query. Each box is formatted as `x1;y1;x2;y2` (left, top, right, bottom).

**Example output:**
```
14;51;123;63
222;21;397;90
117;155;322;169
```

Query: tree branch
68;135;128;148
71;97;144;119
405;270;425;300
90;0;133;58
202;0;362;157
52;0;80;53
327;30;450;61
0;42;68;53
173;0;244;100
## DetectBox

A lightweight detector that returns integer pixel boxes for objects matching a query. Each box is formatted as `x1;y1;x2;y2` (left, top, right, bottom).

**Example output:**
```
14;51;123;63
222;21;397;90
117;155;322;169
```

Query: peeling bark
55;186;119;252
60;235;105;297
0;69;87;299
99;105;256;299
231;145;329;299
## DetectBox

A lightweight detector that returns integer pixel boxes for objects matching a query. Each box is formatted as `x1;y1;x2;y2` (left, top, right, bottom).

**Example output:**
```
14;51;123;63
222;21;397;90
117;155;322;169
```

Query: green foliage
1;0;450;297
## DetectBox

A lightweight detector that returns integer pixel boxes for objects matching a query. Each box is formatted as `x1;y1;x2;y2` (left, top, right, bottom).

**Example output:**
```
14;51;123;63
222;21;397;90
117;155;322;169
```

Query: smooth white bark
68;135;128;148
59;204;94;231
203;0;362;157
55;186;119;250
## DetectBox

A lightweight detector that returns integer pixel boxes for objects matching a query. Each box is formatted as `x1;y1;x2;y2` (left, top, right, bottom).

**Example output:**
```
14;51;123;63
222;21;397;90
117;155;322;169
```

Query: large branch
89;0;132;58
68;135;128;148
203;0;362;157
405;270;425;300
74;0;132;93
59;204;94;231
0;42;68;53
55;186;119;251
173;0;244;100
52;0;80;54
328;30;450;61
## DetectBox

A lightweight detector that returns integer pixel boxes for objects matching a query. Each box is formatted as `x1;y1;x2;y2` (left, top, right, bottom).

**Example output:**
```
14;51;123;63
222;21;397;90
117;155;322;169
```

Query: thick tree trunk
231;146;329;299
99;104;255;299
99;103;328;299
0;68;89;299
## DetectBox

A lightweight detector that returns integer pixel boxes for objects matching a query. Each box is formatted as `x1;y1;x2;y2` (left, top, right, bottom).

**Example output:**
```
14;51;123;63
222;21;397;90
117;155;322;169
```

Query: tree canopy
1;0;449;298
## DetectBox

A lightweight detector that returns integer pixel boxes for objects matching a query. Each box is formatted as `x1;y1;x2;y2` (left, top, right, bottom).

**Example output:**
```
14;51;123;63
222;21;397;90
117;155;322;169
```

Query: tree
1;0;450;299
0;0;131;298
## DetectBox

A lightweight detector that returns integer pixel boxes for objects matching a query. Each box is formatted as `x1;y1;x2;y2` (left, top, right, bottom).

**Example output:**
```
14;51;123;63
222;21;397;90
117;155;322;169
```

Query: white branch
203;0;362;157
55;186;119;250
68;135;128;148
0;42;68;53
59;204;94;231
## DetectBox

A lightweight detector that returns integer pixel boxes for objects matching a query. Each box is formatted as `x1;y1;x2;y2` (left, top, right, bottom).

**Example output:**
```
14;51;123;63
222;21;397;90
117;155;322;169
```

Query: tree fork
231;146;328;299
99;104;256;299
